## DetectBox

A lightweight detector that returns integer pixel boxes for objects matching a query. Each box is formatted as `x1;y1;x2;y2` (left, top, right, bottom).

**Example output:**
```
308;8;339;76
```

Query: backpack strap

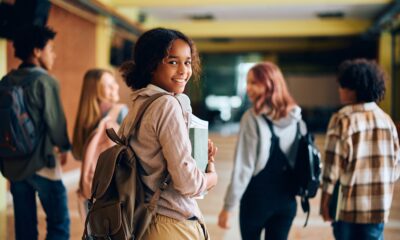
2;68;46;87
125;93;172;211
105;92;172;211
301;197;311;227
262;115;277;138
261;115;280;153
126;92;170;142
147;173;171;212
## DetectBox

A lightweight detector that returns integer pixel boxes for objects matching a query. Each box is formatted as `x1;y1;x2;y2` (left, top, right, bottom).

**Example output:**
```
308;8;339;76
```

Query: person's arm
205;139;218;190
319;114;346;222
218;111;259;229
156;96;208;197
320;191;333;222
392;121;400;181
41;77;71;153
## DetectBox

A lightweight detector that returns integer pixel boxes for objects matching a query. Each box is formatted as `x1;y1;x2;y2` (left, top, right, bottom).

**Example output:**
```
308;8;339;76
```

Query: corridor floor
5;133;400;239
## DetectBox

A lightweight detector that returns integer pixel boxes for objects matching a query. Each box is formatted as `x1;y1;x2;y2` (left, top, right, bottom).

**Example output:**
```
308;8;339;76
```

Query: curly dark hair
337;58;386;102
120;27;201;90
13;25;56;61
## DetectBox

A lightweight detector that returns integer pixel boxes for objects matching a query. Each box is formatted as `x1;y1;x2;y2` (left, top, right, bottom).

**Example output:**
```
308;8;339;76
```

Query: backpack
82;93;170;240
292;122;322;227
0;73;41;158
263;117;321;227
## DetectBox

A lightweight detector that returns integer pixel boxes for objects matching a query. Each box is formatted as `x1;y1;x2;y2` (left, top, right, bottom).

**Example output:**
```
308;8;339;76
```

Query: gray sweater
223;107;305;211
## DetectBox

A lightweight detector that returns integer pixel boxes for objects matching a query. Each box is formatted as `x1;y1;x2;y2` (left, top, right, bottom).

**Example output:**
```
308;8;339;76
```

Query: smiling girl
119;28;218;240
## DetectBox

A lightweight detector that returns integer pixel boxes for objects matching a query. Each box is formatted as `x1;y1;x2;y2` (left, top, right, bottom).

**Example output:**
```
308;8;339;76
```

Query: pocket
88;201;122;237
198;221;210;240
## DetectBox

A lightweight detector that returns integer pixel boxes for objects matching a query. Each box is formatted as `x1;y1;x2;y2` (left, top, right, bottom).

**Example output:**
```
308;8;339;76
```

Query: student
218;62;303;240
72;69;128;214
118;28;218;239
320;59;400;240
0;25;71;240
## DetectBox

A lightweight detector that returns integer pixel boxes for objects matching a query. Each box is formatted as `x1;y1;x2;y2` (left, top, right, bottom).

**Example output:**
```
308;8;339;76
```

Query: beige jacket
119;84;207;220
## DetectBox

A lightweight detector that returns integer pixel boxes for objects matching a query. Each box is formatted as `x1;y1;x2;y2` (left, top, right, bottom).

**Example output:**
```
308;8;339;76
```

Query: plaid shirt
322;102;400;224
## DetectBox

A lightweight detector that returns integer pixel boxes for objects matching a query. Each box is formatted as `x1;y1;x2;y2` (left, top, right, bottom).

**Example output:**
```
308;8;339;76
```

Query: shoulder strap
105;93;170;145
296;121;301;137
262;115;277;138
126;92;170;142
3;69;45;87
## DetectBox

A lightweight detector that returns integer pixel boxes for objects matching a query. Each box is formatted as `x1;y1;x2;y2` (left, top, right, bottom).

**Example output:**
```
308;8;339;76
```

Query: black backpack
0;73;41;158
82;93;170;240
264;117;321;227
292;122;322;226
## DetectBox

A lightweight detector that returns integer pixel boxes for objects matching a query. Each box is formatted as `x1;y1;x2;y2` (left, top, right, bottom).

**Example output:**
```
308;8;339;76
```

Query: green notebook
189;114;208;173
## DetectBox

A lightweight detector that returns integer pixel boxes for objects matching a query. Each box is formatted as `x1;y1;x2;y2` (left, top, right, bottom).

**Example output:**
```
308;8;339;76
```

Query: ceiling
106;0;395;52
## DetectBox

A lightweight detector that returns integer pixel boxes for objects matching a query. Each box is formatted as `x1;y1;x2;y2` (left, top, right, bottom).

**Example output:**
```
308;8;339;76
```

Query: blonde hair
72;69;113;160
250;62;296;119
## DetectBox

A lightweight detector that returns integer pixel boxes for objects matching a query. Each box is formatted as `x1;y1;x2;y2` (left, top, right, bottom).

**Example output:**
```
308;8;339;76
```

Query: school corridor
3;132;400;240
1;0;400;239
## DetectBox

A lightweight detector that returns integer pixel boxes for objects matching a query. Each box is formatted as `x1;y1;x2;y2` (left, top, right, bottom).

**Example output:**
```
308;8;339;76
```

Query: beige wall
286;74;340;108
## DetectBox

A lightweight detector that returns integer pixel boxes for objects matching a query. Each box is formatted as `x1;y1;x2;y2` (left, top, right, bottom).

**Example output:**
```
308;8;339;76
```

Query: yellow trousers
143;214;209;240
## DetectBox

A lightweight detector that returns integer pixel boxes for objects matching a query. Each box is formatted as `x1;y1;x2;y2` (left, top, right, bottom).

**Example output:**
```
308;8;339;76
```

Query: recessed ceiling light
317;11;344;19
188;13;214;21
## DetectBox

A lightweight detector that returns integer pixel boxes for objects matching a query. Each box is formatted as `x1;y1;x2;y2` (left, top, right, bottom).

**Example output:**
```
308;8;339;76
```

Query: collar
147;84;168;93
19;62;37;69
339;102;378;114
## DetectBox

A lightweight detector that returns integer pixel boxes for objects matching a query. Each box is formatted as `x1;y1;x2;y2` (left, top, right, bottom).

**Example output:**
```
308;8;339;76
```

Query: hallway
5;133;400;239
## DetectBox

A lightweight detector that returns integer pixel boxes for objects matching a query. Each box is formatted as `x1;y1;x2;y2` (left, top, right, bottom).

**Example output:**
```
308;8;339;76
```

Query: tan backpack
82;93;170;240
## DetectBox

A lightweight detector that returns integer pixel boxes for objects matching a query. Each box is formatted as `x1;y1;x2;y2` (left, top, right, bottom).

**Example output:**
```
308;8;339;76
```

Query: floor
4;133;400;239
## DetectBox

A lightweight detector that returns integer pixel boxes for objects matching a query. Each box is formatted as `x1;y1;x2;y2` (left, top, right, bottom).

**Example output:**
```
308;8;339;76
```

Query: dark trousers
239;198;296;240
239;121;297;240
10;174;70;240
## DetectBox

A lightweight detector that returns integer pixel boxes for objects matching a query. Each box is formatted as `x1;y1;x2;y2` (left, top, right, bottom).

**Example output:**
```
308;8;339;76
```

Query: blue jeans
332;221;384;240
10;174;70;240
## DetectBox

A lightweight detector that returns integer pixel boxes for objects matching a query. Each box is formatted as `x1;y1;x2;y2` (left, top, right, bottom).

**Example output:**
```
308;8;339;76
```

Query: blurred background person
320;59;400;240
72;68;128;216
0;25;71;240
218;62;307;240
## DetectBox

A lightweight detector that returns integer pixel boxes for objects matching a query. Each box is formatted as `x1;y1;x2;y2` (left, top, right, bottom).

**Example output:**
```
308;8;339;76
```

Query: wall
0;39;8;240
286;74;340;108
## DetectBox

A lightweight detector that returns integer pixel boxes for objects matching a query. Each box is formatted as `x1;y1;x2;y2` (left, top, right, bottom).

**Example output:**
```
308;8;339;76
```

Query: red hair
250;62;296;119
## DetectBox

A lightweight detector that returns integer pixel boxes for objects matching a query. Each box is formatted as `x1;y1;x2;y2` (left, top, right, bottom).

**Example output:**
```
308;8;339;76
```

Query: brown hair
72;68;113;160
250;62;296;119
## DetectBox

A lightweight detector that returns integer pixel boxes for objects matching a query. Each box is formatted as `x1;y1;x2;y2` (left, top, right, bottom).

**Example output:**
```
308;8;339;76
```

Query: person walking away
0;25;71;240
218;62;305;240
319;58;400;240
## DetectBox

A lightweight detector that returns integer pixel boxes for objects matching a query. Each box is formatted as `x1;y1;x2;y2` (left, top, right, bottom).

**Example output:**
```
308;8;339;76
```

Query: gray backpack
82;93;170;240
